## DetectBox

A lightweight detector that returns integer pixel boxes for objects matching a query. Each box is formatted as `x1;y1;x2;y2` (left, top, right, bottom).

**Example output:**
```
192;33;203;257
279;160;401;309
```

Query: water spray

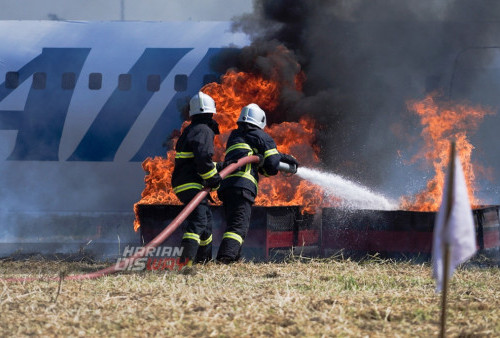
296;167;397;210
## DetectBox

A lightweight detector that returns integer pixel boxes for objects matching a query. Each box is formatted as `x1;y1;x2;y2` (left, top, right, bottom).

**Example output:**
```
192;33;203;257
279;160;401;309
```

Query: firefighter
216;103;299;263
172;91;221;266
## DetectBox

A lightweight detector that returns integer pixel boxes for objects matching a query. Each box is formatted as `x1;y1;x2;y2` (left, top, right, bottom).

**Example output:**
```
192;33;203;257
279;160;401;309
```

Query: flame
401;92;493;211
133;70;325;231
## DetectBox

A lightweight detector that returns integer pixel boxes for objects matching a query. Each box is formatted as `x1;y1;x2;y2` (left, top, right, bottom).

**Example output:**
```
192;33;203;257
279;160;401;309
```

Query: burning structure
134;1;500;261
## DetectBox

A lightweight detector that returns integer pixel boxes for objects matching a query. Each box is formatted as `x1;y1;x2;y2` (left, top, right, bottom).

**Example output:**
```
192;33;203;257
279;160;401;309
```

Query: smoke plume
225;0;500;202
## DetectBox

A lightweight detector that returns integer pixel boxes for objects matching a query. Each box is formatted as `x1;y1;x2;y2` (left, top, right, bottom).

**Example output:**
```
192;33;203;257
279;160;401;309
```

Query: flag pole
440;243;450;338
439;141;456;338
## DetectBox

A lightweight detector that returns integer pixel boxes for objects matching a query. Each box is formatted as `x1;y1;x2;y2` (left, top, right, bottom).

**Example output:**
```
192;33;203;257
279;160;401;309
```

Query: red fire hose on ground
4;155;261;283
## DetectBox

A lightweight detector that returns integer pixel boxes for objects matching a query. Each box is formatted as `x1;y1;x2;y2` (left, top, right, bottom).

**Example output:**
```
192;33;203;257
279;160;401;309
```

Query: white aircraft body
0;21;248;255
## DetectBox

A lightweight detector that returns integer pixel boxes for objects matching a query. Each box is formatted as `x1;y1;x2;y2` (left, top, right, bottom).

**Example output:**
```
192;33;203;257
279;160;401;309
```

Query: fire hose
4;155;261;283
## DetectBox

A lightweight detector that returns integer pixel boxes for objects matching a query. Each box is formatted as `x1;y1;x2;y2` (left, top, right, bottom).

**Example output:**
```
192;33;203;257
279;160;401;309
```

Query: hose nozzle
277;161;297;174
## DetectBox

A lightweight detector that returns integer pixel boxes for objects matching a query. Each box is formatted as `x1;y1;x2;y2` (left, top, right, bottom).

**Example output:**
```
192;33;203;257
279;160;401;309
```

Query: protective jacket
171;115;220;195
218;123;281;201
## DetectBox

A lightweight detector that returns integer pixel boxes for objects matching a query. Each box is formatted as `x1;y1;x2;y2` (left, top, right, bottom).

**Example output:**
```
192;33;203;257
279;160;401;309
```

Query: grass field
0;257;499;337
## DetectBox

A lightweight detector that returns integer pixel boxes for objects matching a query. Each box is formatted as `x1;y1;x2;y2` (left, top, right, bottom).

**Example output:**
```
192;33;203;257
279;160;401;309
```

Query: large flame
133;70;324;231
401;93;493;211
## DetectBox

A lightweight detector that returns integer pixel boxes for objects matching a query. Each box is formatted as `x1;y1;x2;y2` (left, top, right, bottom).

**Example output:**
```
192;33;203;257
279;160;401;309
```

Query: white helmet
237;103;267;129
189;91;216;116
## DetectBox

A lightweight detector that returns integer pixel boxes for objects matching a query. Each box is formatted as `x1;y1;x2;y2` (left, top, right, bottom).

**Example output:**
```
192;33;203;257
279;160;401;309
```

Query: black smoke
225;0;500;202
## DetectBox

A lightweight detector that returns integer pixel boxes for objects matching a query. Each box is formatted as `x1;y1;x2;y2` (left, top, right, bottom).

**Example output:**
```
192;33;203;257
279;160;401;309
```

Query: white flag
432;150;477;292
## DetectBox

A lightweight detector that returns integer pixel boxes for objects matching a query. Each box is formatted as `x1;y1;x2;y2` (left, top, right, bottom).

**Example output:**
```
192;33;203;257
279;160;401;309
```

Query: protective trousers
216;189;253;264
176;189;213;265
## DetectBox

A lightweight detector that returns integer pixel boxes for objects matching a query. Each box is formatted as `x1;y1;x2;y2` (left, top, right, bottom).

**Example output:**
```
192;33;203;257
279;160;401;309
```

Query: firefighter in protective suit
172;91;221;266
216;103;299;263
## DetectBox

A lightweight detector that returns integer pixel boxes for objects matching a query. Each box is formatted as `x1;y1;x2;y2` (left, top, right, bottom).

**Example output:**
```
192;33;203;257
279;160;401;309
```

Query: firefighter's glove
280;153;299;168
203;173;222;191
256;154;265;167
215;162;224;172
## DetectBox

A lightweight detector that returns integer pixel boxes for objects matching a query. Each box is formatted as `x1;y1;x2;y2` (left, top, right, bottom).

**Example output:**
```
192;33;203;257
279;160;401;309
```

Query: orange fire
401;92;493;211
133;70;325;231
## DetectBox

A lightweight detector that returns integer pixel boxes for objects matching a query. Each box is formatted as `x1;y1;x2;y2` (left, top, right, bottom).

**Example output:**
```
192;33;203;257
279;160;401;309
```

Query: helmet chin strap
199;94;204;112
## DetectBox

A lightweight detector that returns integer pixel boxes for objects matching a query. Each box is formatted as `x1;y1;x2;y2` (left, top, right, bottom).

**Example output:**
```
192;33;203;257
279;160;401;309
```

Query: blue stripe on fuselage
68;48;191;161
132;47;234;161
0;48;90;161
0;47;235;162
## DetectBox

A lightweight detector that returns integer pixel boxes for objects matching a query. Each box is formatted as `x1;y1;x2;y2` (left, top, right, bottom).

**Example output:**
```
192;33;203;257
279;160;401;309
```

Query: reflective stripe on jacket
219;124;281;198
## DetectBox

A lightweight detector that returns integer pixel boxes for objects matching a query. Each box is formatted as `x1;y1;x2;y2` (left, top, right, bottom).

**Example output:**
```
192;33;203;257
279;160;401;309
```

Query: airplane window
147;74;161;92
174;74;187;92
203;74;217;86
89;73;102;90
5;71;19;89
62;72;76;90
32;72;46;90
118;74;131;91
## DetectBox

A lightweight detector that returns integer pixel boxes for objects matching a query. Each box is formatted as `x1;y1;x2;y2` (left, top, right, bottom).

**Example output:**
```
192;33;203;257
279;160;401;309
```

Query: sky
0;0;254;21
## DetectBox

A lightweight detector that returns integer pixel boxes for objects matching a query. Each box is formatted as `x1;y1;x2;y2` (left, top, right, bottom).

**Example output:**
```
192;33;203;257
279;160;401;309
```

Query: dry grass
0;257;499;337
